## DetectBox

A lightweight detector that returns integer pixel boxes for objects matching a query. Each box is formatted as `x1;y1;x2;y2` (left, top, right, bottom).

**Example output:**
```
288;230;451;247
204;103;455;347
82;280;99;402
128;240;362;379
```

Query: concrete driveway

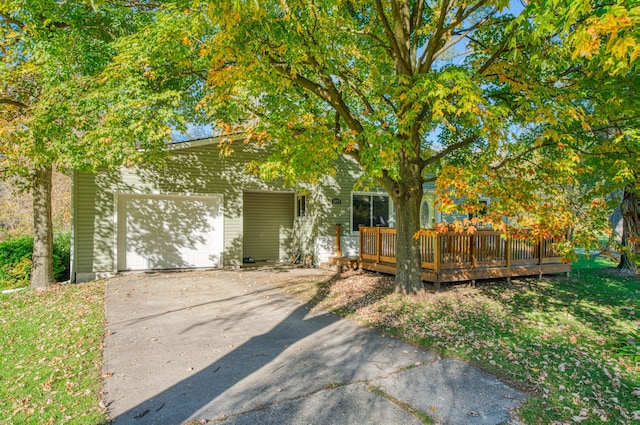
102;268;527;425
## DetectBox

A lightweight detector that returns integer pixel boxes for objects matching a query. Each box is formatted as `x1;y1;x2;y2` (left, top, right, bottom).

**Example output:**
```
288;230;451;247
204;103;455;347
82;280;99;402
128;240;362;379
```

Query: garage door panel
117;194;223;271
243;192;294;262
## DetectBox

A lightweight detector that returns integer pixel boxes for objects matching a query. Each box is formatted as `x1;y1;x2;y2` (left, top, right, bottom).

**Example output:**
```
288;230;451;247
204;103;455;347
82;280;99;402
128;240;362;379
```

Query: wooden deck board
353;226;571;287
358;260;571;283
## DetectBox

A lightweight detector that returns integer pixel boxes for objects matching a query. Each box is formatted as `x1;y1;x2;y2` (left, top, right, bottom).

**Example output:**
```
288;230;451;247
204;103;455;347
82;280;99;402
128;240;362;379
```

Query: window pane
352;195;371;232
297;195;306;217
372;195;389;227
420;200;430;228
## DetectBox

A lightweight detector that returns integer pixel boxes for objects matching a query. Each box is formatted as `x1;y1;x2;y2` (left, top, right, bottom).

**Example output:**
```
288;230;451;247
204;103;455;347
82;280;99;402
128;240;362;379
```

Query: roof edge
167;132;245;151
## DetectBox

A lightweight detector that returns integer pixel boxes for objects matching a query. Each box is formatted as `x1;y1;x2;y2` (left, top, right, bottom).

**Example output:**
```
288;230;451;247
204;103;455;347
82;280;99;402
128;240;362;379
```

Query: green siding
243;192;294;262
72;140;363;278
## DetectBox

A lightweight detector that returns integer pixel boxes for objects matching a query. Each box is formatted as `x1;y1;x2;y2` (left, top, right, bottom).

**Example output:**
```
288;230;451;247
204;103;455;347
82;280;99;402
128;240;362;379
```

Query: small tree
0;1;151;288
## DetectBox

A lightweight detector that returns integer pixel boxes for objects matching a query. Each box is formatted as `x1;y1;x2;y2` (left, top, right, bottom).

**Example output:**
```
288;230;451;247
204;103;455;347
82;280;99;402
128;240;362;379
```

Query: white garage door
117;194;224;271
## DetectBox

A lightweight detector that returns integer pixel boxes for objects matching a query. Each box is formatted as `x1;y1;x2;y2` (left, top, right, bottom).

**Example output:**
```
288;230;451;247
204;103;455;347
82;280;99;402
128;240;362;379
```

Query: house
70;135;444;282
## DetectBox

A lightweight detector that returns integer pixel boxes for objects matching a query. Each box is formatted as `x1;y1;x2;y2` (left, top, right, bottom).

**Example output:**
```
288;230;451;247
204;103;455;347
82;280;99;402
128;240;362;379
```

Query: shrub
52;232;70;281
0;236;33;290
0;232;70;290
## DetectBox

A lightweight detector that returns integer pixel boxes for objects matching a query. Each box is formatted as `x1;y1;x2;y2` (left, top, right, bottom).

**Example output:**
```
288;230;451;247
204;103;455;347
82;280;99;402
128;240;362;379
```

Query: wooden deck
333;226;571;289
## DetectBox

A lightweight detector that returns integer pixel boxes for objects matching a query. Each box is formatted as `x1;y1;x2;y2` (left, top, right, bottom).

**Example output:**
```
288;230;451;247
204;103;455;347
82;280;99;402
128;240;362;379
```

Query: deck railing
357;226;569;288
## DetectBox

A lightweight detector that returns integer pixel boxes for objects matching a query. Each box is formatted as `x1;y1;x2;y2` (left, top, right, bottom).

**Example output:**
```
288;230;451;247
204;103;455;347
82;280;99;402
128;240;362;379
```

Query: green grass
0;259;636;424
0;282;107;425
280;257;640;424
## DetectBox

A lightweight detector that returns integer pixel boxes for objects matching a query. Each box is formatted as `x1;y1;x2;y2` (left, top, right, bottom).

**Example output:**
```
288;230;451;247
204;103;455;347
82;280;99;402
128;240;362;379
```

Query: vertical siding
293;154;366;262
74;141;292;275
242;192;294;262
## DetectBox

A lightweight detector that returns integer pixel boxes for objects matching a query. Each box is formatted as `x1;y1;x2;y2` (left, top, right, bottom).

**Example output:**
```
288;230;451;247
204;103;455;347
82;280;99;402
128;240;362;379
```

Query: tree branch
423;134;478;167
490;142;556;171
418;0;450;74
375;0;413;76
0;98;28;109
0;12;25;30
433;8;498;60
410;0;426;33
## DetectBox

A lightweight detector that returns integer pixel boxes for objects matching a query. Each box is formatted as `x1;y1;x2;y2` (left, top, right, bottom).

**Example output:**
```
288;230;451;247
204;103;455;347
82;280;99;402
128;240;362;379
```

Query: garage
116;194;224;271
243;191;294;263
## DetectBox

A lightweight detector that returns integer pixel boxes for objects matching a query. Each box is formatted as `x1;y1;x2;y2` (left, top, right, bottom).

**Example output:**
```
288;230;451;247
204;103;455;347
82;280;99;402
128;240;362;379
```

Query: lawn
278;256;640;424
0;257;637;425
0;282;107;425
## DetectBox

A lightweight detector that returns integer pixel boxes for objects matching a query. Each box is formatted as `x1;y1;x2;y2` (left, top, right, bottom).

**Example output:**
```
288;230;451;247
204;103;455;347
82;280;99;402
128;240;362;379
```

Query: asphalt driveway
102;268;527;425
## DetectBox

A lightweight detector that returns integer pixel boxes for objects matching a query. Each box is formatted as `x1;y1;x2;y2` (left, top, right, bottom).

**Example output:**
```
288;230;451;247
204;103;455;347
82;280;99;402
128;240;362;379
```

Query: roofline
167;132;246;151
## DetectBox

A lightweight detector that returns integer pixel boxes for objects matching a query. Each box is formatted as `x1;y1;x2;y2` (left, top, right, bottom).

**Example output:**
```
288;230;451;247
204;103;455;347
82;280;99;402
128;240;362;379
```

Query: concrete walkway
102;268;527;425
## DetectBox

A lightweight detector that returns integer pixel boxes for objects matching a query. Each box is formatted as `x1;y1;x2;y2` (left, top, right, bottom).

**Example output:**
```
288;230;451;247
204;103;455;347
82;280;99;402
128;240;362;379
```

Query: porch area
330;226;571;289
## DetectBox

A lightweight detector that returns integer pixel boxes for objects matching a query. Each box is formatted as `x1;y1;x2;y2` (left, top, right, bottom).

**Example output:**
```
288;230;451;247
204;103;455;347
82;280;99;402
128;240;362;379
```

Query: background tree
0;1;151;288
544;0;639;272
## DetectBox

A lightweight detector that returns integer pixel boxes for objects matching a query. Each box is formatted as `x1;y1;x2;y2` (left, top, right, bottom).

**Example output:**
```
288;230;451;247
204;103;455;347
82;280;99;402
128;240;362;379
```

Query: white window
296;194;307;218
351;193;392;232
420;194;436;228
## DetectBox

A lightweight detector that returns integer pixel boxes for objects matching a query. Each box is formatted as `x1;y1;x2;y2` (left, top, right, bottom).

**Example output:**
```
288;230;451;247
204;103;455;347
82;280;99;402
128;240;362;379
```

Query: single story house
70;135;458;282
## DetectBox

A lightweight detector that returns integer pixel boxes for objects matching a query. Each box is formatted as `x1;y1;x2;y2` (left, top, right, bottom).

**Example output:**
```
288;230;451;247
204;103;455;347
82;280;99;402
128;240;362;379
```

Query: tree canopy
4;0;635;290
0;0;154;287
82;0;638;291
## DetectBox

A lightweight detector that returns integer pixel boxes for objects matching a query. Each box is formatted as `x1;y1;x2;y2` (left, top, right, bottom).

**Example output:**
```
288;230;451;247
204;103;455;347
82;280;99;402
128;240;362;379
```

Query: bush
0;232;70;290
53;232;70;281
0;236;33;290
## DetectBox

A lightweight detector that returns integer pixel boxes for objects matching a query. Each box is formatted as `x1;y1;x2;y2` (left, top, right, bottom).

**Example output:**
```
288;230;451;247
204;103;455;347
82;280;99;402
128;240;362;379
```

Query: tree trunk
30;164;55;289
618;187;638;274
393;188;424;293
388;147;424;294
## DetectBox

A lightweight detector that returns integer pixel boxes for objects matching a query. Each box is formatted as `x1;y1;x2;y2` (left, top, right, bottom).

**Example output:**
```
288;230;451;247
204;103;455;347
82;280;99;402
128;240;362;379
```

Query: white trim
167;133;245;151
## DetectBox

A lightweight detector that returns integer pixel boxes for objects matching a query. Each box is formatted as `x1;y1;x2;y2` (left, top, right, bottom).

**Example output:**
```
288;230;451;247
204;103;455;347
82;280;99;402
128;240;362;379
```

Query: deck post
505;236;512;284
335;224;342;257
538;237;543;280
470;234;476;269
358;225;363;264
376;226;382;263
434;233;441;290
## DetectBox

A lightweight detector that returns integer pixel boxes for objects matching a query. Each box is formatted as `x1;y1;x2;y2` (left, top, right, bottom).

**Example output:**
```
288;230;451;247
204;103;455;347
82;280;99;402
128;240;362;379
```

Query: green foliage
53;231;71;281
0;235;33;289
79;0;638;290
0;233;71;290
0;1;158;175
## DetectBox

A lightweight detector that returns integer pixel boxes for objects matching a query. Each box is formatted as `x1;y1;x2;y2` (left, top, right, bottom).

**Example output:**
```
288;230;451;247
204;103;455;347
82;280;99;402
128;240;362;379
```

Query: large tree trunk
618;187;638;274
30;164;55;289
393;188;423;293
389;150;424;294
